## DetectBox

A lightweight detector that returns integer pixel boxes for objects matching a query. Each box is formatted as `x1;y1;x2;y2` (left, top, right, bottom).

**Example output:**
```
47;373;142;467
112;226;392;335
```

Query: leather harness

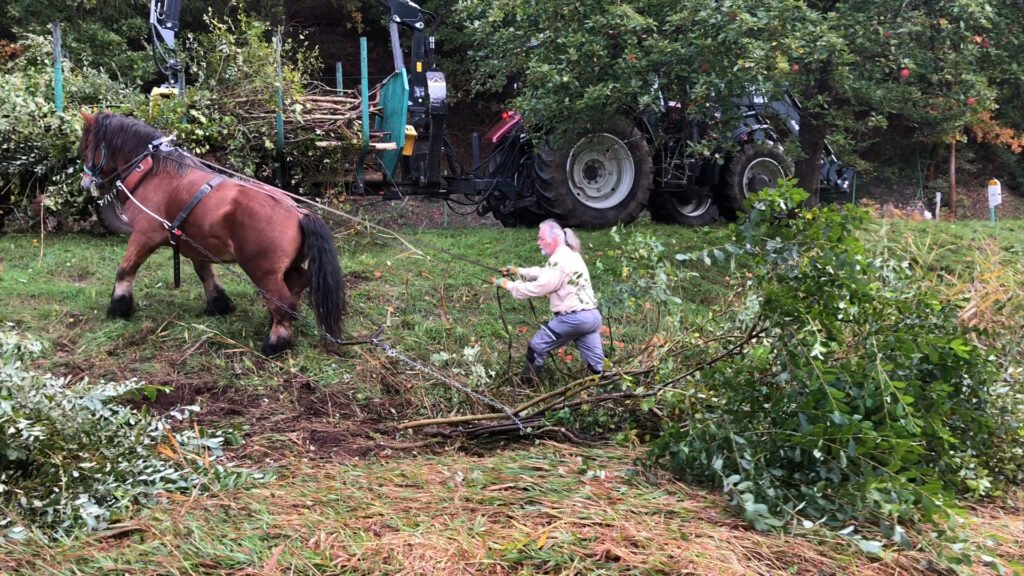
112;140;226;289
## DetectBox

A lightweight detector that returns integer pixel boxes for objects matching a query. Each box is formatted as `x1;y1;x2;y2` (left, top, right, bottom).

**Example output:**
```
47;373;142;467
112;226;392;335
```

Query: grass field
1;216;1023;574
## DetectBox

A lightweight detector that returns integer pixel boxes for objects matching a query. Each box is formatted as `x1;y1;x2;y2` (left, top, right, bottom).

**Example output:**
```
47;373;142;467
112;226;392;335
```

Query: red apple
791;63;800;72
900;68;910;79
967;97;977;106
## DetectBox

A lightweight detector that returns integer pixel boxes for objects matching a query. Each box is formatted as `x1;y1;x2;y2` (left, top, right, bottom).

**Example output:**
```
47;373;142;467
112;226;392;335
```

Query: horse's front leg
108;234;161;318
193;260;235;316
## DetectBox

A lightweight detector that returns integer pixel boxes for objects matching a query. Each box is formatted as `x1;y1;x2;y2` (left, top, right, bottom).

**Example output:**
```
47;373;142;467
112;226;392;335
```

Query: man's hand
491;277;511;289
499;266;518;277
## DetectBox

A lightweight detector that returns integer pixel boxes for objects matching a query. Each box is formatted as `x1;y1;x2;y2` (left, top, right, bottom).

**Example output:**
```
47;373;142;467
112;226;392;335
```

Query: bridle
82;116;176;191
82;116;111;184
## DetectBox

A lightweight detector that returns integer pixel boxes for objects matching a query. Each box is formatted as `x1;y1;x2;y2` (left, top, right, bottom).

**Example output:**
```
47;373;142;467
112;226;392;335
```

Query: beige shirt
507;245;598;314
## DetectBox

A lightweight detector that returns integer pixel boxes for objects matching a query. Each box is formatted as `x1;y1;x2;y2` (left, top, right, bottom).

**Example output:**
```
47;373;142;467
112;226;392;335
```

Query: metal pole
361;37;369;145
335;61;343;92
274;33;286;186
949;141;957;219
51;22;64;113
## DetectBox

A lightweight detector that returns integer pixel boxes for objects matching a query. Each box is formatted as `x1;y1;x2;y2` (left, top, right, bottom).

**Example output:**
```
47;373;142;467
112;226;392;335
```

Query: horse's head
79;110;113;193
79;111;182;195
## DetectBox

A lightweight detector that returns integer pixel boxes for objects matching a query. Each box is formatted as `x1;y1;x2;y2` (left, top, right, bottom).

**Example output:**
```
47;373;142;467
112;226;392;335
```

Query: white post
988;179;1002;224
934;192;941;221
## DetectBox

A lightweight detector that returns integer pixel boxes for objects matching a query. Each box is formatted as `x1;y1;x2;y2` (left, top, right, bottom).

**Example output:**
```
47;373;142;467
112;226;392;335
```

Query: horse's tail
299;213;345;341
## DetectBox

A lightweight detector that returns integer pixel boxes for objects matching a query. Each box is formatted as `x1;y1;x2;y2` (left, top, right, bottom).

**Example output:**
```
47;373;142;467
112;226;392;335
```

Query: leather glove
492;277;511;289
499;266;518;277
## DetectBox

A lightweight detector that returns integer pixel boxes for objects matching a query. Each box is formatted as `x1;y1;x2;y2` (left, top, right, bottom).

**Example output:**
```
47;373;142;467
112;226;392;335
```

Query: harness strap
168;175;225;288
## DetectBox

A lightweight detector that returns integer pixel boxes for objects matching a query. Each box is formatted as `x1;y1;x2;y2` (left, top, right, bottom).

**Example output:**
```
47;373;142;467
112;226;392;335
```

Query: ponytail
563;227;581;252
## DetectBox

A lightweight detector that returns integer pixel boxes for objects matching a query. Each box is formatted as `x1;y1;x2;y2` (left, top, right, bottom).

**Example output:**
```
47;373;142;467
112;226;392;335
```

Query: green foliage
647;180;1024;532
0;327;254;540
137;14;333;183
451;0;1024;199
0;35;138;222
1;1;151;86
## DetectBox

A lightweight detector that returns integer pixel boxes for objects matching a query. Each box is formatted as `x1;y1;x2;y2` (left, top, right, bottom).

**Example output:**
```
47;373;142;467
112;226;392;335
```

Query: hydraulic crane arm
375;0;448;186
150;0;183;91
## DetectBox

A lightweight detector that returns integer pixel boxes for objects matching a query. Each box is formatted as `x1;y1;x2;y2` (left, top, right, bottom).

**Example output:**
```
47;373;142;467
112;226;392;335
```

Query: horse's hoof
205;290;235;316
107;295;134;318
260;337;292;357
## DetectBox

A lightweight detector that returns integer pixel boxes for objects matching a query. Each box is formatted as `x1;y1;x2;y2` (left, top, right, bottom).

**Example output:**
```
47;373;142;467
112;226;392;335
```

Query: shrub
647;180;1024;536
1;14;355;232
0;35;139;228
134;13;354;194
1;327;253;540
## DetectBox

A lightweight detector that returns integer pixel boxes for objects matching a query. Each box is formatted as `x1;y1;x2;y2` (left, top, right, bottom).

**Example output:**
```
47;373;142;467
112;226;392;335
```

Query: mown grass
2;216;1024;574
6;442;1012;576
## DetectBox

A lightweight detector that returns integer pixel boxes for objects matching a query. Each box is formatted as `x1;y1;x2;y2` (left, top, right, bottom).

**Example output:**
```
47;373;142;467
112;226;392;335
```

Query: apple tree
452;0;1018;204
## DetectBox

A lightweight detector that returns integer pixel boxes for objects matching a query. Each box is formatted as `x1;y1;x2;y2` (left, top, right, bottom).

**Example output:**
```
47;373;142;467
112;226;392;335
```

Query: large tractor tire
648;189;719;226
493;204;546;228
95;197;132;235
532;117;652;228
720;145;792;216
484;142;547;228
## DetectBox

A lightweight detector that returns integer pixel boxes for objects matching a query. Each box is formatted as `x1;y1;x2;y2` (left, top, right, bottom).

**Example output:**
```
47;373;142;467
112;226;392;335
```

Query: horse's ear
80;110;94;125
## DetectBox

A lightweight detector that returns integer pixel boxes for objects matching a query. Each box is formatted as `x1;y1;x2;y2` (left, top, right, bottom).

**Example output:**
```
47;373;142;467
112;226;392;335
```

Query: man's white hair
540;219;581;253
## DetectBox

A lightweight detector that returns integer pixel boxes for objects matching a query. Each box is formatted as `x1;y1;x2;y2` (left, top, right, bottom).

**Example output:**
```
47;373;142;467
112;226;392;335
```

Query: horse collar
114;136;176;196
120;156;155;194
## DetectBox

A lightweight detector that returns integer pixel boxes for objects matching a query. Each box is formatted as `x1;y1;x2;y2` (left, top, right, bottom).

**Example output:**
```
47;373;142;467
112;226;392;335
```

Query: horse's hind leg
193;260;235;316
284;264;309;301
259;279;299;356
108;234;161;318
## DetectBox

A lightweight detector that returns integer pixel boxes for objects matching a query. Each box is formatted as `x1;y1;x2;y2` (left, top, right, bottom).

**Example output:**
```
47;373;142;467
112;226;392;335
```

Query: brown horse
79;111;345;355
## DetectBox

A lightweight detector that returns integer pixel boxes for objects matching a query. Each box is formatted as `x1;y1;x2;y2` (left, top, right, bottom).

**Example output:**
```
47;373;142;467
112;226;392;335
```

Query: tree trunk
948;140;957;220
795;75;831;207
796;109;827;206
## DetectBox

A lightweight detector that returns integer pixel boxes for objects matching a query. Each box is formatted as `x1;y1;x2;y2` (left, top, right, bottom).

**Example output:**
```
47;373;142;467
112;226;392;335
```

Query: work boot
590;365;621;386
520;361;541;387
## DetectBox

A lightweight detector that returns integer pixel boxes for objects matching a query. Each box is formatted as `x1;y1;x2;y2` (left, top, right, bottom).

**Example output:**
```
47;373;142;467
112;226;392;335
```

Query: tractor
357;0;854;229
112;0;852;233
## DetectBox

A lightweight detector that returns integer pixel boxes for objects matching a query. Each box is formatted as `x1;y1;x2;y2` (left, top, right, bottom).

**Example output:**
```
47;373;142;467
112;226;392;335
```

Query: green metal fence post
361;38;369;146
336;62;343;92
51;22;64;113
274;33;286;186
355;38;370;189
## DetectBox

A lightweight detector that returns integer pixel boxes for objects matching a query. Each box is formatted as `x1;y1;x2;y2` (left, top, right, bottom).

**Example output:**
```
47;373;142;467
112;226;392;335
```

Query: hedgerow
644;181;1024;543
1;327;256;540
0;13;351;232
0;34;136;226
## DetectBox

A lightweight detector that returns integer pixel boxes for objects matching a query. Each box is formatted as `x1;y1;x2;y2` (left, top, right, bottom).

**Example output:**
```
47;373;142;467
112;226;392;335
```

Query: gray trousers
526;308;605;376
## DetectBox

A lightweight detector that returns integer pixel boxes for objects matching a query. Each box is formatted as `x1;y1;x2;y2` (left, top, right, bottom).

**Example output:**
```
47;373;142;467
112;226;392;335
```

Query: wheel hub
566;133;636;210
673;196;713;217
743;157;785;196
582;160;604;183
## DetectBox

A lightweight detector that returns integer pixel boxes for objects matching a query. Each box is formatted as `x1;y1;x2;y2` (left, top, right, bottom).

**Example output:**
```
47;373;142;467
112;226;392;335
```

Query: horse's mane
94;112;200;177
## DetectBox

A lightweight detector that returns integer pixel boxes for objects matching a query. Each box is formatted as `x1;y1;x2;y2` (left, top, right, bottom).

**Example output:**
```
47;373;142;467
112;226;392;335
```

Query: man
492;219;605;384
